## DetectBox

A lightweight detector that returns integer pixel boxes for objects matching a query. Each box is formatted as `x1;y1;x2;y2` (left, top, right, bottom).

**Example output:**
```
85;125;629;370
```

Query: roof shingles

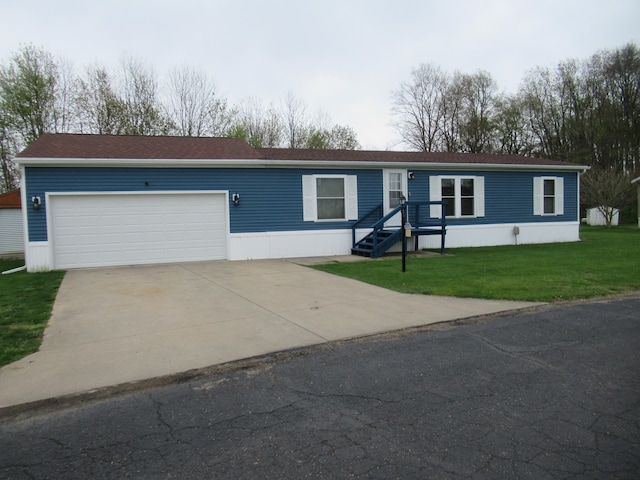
17;133;580;168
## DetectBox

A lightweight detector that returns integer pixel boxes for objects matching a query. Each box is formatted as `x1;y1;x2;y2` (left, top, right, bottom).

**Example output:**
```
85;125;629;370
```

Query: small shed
0;189;24;255
585;207;620;226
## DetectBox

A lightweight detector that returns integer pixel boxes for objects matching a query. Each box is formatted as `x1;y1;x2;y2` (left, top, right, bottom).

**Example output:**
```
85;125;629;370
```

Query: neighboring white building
585;207;620;226
0;189;24;256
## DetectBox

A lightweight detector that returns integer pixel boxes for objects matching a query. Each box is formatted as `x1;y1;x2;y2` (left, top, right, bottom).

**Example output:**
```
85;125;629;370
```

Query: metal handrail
352;200;448;252
352;204;403;247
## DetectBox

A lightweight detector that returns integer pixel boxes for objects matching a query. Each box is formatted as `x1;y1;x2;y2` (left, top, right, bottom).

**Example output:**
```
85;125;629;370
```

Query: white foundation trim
228;229;358;260
25;242;52;272
419;221;580;249
26;222;581;270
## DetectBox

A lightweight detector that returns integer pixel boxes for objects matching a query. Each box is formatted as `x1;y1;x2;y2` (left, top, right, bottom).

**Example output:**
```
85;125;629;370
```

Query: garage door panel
50;193;227;269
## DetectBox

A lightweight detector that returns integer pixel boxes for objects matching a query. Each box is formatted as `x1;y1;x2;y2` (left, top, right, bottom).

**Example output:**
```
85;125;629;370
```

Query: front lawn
313;226;640;303
0;259;65;367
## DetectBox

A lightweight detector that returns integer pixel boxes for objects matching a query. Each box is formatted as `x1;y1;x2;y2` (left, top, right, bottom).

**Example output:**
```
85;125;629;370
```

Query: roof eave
16;157;589;172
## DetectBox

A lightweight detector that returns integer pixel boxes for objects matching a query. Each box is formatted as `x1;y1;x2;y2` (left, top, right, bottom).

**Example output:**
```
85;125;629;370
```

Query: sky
1;0;638;150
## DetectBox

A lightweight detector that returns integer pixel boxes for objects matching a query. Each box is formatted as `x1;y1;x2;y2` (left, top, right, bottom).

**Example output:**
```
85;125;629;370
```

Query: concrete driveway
0;258;541;409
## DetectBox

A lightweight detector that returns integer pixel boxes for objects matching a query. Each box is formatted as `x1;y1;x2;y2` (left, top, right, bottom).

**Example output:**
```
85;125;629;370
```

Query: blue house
16;134;587;271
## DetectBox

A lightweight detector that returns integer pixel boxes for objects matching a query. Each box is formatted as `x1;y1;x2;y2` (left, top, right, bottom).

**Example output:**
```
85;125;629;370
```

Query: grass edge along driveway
0;259;64;367
313;226;640;303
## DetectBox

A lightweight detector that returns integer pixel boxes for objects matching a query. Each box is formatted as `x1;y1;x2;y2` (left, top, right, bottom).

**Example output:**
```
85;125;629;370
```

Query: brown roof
17;134;263;160
257;147;575;166
0;189;21;209
17;133;580;168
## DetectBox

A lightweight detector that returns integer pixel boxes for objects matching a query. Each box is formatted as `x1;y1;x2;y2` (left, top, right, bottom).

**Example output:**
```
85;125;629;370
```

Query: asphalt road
1;296;639;479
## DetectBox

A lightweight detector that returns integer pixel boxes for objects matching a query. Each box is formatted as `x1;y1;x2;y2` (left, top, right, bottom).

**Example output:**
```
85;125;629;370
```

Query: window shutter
533;177;543;215
429;176;441;218
555;177;564;215
302;175;316;221
474;176;485;217
346;175;358;220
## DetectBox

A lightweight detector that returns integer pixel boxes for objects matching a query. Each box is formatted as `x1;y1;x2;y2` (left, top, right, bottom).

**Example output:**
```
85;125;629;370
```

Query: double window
430;176;485;218
533;177;564;216
302;175;358;222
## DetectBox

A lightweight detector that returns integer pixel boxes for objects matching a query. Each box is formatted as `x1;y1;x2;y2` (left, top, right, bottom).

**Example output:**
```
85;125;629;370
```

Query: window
430;176;485;218
316;177;345;220
441;178;456;217
533;177;564;216
543;179;555;214
302;175;358;222
388;172;404;209
460;178;475;216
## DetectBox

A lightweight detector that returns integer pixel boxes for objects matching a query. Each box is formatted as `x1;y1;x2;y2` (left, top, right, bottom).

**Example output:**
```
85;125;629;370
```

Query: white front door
383;169;408;227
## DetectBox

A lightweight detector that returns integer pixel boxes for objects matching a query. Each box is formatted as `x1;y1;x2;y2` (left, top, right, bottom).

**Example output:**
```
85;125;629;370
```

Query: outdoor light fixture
408;171;415;180
32;196;41;210
232;193;240;206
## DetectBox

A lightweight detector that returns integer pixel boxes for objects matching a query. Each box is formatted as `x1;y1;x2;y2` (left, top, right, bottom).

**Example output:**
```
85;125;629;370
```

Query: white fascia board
15;156;589;172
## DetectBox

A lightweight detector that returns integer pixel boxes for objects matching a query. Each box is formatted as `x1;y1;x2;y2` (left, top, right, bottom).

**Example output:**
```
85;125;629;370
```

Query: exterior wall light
408;171;415;180
32;196;41;210
232;193;240;206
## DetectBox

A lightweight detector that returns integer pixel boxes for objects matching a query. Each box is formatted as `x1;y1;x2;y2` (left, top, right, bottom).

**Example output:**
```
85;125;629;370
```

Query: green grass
0;259;65;367
313;226;640;303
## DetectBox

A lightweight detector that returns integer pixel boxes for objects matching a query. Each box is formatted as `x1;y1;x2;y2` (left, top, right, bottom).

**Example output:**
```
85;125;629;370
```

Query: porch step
351;229;402;258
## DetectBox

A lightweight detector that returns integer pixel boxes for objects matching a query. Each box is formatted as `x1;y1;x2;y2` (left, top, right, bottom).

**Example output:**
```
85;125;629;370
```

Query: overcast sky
1;0;638;150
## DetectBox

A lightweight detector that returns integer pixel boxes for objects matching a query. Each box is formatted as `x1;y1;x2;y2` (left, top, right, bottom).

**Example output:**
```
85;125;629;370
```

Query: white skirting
419;221;580;249
25;242;52;272
25;222;581;271
228;229;356;260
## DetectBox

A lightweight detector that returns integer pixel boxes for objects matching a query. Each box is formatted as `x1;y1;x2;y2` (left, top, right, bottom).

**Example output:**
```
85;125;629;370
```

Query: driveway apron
0;259;541;408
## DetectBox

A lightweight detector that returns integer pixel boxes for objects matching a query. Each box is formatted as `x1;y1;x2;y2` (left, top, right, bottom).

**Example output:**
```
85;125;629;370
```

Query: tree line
391;43;640;222
1;43;638;219
392;43;640;172
0;45;359;191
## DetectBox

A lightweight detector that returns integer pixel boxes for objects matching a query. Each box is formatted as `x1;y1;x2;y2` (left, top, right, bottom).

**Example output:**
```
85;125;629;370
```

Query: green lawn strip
313;226;640;302
0;259;65;367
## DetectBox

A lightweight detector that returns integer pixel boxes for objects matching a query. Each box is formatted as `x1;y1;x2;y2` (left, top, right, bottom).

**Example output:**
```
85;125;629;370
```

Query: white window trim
533;176;564;216
302;174;358;222
429;175;485;219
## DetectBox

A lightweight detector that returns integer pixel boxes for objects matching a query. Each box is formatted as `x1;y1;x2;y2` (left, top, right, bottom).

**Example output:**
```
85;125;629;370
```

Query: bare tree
391;63;447;152
51;58;77;134
281;91;309;148
119;57;167;135
458;70;498;153
581;167;635;226
493;93;536;156
440;72;466;152
0;115;19;191
75;65;126;134
229;98;283;147
166;65;230;137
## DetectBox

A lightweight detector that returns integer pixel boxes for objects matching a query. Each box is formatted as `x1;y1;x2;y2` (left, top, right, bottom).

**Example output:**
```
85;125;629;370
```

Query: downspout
577;166;590;237
2;265;26;274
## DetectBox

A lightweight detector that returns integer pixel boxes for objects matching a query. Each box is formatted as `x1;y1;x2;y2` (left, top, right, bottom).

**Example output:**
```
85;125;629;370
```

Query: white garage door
50;193;227;269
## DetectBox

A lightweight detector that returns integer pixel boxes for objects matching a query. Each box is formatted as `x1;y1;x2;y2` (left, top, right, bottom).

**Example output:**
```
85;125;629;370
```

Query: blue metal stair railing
351;204;404;258
352;201;448;257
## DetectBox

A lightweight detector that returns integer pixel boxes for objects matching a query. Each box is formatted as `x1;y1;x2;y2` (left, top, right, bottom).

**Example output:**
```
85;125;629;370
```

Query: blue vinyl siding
25;167;383;242
25;165;579;243
407;169;579;226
